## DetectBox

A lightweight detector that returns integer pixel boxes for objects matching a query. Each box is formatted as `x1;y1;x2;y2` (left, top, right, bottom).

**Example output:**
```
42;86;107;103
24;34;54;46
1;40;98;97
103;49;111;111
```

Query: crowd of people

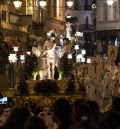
0;96;120;129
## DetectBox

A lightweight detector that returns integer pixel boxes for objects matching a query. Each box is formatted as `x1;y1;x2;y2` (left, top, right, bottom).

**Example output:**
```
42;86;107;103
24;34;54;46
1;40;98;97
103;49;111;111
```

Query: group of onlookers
0;96;120;129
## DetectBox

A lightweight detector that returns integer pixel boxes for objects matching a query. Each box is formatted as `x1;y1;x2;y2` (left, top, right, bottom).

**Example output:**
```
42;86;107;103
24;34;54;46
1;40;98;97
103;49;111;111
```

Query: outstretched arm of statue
43;42;47;51
41;51;47;57
52;43;56;50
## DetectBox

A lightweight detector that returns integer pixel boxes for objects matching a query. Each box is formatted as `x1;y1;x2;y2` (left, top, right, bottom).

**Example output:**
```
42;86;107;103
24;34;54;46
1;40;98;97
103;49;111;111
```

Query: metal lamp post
39;0;47;8
13;0;22;9
66;0;74;8
8;53;18;88
106;0;114;6
67;31;91;93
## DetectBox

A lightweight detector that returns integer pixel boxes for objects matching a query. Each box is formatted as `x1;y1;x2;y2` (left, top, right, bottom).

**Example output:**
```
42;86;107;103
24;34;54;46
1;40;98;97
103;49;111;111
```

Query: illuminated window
26;0;33;15
26;0;40;23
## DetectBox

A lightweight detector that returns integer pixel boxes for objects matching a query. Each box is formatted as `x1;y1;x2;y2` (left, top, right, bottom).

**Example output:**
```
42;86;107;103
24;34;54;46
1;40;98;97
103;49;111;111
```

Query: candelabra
67;31;91;64
8;46;26;88
67;31;91;93
8;53;17;89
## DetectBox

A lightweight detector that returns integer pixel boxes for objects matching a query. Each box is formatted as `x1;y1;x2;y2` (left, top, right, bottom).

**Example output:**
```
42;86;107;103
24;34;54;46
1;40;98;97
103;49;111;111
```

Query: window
113;2;117;20
103;2;117;21
26;0;33;15
103;3;108;21
47;0;52;16
48;0;58;18
53;0;57;17
2;11;6;21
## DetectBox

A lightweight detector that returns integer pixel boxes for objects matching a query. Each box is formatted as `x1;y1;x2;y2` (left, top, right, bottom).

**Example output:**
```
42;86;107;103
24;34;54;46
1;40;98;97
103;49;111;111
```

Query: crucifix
109;48;116;63
102;59;105;70
110;50;115;56
92;60;98;73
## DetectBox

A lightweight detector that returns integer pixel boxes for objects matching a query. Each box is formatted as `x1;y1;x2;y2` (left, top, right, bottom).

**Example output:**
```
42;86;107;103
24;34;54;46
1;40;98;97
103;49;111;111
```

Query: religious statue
66;22;72;40
43;38;58;79
32;45;42;58
61;38;71;57
32;45;47;80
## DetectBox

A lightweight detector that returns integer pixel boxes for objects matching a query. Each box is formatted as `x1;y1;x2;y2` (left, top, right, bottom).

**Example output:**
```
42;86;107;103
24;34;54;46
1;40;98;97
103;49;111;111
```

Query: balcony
1;11;32;33
45;17;65;33
96;20;120;31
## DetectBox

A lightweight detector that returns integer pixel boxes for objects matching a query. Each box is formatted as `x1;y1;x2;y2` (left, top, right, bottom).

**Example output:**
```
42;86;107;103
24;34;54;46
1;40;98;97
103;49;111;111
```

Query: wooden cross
110;50;115;56
92;60;98;73
102;59;105;70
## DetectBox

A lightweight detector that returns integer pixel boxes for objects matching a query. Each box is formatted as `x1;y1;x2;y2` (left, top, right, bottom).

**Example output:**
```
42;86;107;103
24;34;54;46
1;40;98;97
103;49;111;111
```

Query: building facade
0;0;32;45
66;0;96;43
96;0;120;42
44;0;65;33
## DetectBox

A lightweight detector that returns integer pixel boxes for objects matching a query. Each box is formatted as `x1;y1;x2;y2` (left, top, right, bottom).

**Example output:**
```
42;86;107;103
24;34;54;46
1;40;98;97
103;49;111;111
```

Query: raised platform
16;80;69;94
13;94;84;107
14;80;85;107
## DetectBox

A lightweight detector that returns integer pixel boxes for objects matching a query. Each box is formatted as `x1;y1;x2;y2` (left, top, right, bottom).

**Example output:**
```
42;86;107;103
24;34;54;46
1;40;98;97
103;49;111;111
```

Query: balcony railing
45;17;65;32
1;11;32;33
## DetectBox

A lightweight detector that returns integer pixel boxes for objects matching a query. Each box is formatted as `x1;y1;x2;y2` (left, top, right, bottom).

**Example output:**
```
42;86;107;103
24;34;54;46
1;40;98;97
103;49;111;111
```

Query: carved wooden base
14;95;84;107
15;80;83;107
16;80;69;94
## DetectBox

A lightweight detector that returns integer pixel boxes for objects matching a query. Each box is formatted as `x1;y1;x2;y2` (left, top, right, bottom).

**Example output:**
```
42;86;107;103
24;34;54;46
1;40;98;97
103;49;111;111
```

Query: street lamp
13;0;22;9
106;0;114;6
39;0;47;8
38;0;73;8
66;0;74;8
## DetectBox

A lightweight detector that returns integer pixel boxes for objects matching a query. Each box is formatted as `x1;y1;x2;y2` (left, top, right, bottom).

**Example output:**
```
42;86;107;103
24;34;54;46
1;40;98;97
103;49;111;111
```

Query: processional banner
108;45;118;62
88;57;104;77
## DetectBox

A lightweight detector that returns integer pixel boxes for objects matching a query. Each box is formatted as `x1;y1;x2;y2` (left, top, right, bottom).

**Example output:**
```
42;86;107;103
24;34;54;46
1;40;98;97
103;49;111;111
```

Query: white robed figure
66;22;72;40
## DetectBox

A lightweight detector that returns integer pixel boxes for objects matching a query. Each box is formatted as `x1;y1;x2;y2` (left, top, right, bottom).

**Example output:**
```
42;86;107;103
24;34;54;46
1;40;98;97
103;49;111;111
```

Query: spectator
87;100;101;125
112;96;120;112
1;107;31;129
99;111;120;129
53;98;73;129
72;99;85;121
24;116;46;129
71;103;97;129
38;107;56;129
0;108;11;127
